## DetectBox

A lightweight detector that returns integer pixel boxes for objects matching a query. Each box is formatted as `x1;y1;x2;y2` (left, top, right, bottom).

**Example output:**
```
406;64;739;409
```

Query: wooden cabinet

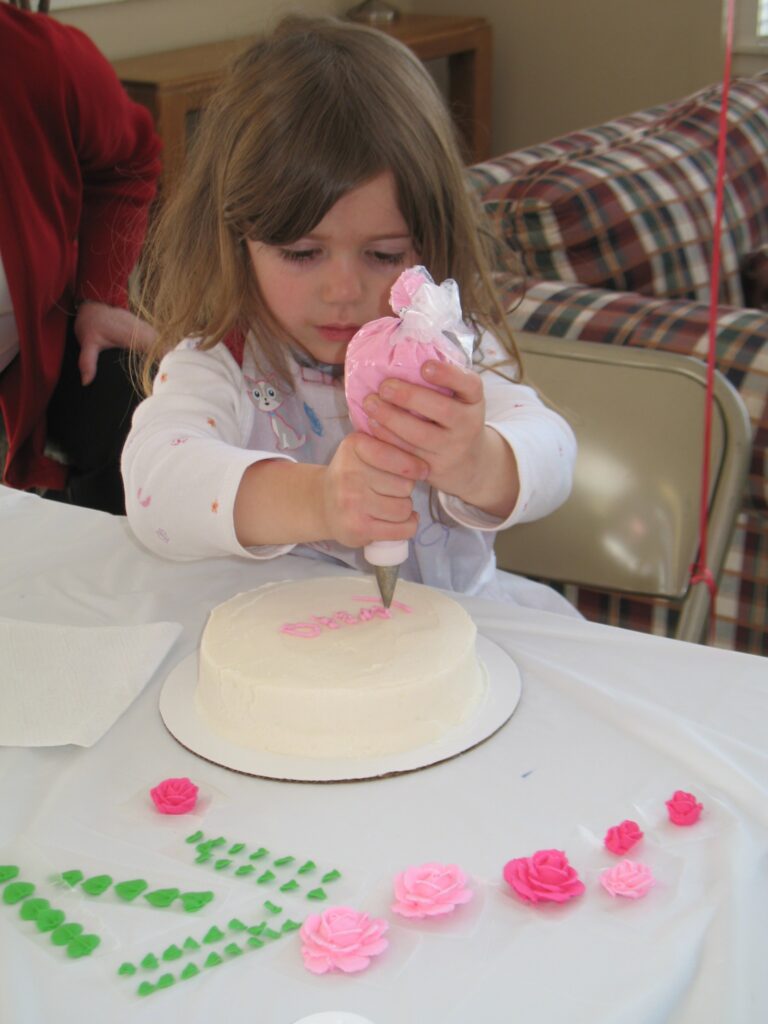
112;15;492;197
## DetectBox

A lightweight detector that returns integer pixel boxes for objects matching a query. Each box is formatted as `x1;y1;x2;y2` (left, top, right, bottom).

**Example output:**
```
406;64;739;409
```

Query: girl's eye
278;248;320;263
370;251;407;266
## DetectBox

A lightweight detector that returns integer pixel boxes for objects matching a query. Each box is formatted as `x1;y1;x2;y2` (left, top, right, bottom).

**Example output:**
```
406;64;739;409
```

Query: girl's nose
322;258;364;305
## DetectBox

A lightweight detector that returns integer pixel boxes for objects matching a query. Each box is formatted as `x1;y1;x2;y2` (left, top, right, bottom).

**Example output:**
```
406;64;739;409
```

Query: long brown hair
138;15;520;394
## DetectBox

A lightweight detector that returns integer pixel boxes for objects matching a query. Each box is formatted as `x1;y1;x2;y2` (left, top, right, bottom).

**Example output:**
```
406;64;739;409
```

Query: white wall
416;0;724;152
54;0;731;155
52;0;362;59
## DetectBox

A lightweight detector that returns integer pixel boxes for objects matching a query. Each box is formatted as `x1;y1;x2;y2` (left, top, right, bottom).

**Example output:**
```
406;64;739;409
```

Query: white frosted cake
195;576;485;759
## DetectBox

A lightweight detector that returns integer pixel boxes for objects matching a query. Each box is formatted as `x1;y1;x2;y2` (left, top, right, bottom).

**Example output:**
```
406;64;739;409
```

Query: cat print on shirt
244;376;306;451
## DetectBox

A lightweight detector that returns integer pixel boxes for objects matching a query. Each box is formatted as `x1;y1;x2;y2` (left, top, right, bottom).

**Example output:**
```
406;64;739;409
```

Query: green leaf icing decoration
321;870;341;883
114;879;148;902
307;888;327;901
210;837;227;849
20;897;50;921
235;865;254;877
214;859;232;871
224;942;242;957
180;963;200;980
204;952;223;968
249;848;269;860
256;870;275;885
228;843;245;855
282;919;301;933
0;865;20;884
183;937;200;951
248;922;266;937
196;841;215;855
144;888;180;908
203;926;224;944
247;936;264;949
273;856;294;867
3;882;35;905
81;875;112;896
185;831;204;844
36;908;65;932
180;891;214;913
137;981;155;997
67;934;100;959
262;927;281;941
51;923;83;946
195;852;212;864
141;953;159;970
263;901;281;915
228;918;246;931
279;880;299;893
118;962;137;977
156;973;175;989
297;861;316;875
59;870;83;888
162;944;183;961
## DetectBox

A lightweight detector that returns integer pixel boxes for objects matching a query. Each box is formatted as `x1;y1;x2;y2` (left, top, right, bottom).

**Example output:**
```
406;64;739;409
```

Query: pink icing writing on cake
280;595;413;638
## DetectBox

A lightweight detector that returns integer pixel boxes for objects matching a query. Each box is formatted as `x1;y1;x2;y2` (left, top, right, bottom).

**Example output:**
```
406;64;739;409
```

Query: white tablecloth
0;486;765;1024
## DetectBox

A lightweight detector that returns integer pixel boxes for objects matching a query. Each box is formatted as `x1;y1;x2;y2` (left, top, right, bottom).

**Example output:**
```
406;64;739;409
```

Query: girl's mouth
315;324;361;343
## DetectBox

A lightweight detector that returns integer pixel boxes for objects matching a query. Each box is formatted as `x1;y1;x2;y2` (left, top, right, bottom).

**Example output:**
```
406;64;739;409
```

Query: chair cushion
480;75;768;306
497;274;768;657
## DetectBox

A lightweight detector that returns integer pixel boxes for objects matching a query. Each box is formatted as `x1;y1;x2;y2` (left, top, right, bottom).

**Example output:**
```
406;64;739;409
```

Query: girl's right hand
320;432;428;548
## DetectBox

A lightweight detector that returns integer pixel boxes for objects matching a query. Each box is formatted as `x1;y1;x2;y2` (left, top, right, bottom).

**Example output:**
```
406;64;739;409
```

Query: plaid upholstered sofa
467;73;768;656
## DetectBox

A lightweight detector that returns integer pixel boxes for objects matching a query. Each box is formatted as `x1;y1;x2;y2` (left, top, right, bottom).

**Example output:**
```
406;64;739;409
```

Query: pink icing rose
150;777;199;815
600;859;655;899
665;790;703;826
503;849;585;905
392;862;473;918
604;819;644;855
300;906;389;974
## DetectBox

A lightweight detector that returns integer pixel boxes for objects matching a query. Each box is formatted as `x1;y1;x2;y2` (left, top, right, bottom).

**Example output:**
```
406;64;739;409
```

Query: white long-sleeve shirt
122;332;578;612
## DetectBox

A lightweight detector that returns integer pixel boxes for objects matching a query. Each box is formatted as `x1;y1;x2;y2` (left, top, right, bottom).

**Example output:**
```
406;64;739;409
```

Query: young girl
123;15;577;611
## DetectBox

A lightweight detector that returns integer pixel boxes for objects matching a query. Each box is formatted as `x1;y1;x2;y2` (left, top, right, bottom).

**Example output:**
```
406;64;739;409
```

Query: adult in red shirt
0;5;161;512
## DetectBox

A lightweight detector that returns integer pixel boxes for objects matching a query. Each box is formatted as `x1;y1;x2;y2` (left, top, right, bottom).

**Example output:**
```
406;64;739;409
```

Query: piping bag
344;266;474;606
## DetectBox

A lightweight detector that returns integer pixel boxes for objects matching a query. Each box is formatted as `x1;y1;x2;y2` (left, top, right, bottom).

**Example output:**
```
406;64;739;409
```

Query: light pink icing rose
604;819;644;855
149;777;199;815
503;849;585;905
300;906;389;974
391;862;473;918
665;790;703;826
600;859;655;899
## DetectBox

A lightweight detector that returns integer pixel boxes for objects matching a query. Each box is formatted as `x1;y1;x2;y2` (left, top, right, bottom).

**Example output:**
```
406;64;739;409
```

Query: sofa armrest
500;276;768;512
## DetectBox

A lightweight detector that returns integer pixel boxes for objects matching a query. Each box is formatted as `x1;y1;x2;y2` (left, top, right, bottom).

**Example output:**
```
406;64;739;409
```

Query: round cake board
158;635;521;783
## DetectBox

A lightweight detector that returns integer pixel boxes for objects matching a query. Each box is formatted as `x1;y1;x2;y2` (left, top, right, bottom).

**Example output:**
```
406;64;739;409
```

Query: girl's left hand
361;360;519;517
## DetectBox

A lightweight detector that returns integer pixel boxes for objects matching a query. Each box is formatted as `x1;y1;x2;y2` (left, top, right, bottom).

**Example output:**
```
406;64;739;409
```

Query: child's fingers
364;404;441;455
353;432;429;481
421;360;483;403
372;366;482;428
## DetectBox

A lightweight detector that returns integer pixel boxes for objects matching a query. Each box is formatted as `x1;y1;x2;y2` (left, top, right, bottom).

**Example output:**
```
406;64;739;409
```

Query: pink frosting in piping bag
344;266;474;578
344;266;474;434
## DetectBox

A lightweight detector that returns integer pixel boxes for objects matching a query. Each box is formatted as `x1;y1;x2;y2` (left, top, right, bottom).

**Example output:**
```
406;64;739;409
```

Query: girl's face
247;171;417;365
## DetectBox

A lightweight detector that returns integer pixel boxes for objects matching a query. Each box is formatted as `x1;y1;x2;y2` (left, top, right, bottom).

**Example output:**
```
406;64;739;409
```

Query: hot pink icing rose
392;862;473;918
604;819;644;855
299;906;389;975
600;859;655;899
665;790;703;826
150;777;199;815
503;849;585;905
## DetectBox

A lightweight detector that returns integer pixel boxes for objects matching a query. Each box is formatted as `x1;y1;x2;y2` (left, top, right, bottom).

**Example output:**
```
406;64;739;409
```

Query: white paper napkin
1;617;183;747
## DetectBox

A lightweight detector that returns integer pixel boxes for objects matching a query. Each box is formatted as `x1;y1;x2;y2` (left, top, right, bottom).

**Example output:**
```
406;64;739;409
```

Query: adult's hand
73;302;156;386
